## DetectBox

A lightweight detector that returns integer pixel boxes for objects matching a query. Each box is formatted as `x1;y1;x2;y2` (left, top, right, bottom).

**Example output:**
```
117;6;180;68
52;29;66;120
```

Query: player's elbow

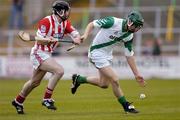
88;22;95;29
124;50;134;57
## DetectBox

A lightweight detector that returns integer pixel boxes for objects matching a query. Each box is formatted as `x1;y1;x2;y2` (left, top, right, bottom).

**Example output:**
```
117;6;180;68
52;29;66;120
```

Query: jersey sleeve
64;20;76;34
65;20;80;38
36;18;50;37
93;16;114;28
123;39;134;56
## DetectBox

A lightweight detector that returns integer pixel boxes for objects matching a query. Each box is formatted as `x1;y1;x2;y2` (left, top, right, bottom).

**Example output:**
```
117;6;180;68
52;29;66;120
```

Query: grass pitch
0;79;180;120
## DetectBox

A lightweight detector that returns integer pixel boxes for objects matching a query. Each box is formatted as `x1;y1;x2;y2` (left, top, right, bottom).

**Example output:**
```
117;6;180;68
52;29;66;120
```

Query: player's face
57;9;71;21
64;9;70;20
60;9;70;21
127;20;142;32
128;24;142;32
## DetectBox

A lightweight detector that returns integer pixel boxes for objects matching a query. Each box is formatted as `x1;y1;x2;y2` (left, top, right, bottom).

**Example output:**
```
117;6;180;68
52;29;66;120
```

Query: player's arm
65;20;81;45
36;18;52;44
81;22;94;41
124;40;146;87
81;16;115;41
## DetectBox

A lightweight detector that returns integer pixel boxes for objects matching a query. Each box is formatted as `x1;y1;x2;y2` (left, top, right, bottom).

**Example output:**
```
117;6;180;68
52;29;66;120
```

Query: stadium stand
0;0;180;56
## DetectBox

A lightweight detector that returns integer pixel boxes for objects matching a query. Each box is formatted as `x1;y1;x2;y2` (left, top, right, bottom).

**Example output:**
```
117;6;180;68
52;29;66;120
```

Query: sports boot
71;74;80;94
12;100;24;114
42;99;57;110
122;102;139;113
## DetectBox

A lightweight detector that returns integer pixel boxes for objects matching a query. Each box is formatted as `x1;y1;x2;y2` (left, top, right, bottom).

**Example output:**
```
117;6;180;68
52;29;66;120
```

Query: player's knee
54;69;64;78
99;83;109;89
100;85;109;89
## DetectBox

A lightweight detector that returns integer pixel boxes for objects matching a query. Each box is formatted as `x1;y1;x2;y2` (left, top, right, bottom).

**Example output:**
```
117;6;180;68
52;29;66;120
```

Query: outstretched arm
123;40;146;87
126;56;146;87
81;16;115;41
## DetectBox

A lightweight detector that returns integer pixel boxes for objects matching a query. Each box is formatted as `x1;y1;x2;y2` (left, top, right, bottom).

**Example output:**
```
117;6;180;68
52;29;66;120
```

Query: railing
1;5;180;56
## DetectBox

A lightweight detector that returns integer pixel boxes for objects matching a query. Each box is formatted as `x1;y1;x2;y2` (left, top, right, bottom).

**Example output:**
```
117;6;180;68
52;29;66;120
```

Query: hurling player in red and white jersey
12;0;81;114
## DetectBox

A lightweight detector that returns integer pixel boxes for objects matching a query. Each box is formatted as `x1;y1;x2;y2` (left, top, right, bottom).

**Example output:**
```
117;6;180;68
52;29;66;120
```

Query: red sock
44;87;53;99
16;94;25;104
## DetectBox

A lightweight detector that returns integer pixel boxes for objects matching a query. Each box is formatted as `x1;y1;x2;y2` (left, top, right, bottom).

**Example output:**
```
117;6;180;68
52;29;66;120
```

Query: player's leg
21;69;46;97
99;66;139;113
72;67;119;95
39;57;64;110
71;72;110;94
99;66;123;97
82;70;110;88
71;58;111;94
12;69;46;114
87;71;110;88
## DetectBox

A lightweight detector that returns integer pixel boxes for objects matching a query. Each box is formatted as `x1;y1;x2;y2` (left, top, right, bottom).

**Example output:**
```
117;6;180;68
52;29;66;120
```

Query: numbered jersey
89;16;134;60
32;14;78;53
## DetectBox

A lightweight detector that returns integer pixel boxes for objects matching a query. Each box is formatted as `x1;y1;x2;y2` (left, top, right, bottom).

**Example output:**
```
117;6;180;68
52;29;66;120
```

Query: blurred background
0;0;180;79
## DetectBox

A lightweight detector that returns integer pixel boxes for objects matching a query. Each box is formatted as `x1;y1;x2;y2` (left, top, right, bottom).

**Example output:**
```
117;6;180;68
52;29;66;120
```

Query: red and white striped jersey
32;14;78;53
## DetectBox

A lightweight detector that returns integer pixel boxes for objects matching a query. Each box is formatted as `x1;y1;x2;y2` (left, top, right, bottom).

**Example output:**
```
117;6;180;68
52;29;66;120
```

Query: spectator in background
9;0;24;29
152;37;162;56
142;38;153;56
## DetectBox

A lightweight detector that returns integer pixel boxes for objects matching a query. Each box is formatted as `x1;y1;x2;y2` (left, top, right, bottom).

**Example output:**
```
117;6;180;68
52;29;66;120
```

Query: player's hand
48;36;58;43
135;75;146;87
73;37;81;45
37;36;55;45
80;34;88;41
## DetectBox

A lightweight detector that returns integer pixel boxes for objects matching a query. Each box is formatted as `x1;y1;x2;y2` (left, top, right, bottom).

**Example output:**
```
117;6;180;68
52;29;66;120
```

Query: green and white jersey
89;16;134;60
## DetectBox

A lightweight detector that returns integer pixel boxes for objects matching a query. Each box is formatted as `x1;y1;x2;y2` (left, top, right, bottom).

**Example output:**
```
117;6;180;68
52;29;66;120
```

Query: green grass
0;79;180;120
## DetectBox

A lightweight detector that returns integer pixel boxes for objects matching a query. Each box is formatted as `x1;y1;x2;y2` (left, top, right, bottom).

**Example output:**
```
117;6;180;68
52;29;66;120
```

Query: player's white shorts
88;51;112;68
89;58;112;68
88;50;112;68
30;49;51;69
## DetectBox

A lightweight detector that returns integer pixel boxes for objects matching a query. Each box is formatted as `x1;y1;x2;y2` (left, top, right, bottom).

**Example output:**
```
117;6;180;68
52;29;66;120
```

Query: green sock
118;96;127;105
77;75;87;84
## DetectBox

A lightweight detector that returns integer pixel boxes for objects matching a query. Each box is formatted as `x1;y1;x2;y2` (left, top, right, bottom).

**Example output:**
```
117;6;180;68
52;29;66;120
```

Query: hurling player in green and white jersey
71;10;146;113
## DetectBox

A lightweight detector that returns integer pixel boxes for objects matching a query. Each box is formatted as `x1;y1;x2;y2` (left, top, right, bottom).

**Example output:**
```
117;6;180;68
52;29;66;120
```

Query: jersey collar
52;14;61;25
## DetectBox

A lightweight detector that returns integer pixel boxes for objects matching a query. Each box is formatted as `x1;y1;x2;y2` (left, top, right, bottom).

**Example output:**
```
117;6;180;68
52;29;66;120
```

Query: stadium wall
0;56;180;79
